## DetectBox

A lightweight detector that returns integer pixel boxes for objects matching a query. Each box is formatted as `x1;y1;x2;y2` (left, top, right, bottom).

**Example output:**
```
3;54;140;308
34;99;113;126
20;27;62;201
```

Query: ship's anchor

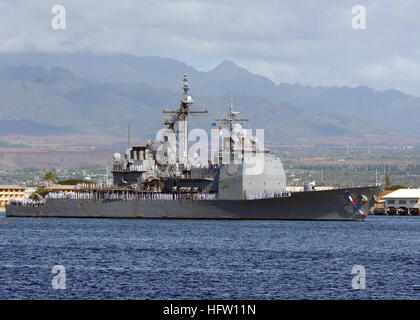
345;190;367;216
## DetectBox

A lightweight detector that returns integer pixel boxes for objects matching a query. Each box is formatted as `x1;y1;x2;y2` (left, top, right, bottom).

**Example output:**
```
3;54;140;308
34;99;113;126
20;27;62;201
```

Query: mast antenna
128;124;131;147
213;96;249;154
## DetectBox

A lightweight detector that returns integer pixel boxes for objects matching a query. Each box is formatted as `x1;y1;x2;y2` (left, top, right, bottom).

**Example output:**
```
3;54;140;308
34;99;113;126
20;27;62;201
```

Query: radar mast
163;75;207;164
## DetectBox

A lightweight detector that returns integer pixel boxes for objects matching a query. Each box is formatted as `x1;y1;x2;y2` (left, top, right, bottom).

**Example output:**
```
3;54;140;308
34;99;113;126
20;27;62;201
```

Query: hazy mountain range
0;52;418;142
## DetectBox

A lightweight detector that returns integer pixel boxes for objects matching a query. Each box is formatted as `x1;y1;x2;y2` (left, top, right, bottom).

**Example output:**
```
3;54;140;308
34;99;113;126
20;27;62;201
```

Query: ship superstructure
111;75;287;201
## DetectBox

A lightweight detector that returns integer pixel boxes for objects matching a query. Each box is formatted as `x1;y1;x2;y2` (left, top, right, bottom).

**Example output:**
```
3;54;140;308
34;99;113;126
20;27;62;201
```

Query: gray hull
6;186;379;221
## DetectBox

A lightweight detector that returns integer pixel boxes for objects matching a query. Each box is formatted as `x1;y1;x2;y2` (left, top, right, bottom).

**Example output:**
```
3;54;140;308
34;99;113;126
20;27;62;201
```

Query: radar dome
113;153;121;161
232;123;242;135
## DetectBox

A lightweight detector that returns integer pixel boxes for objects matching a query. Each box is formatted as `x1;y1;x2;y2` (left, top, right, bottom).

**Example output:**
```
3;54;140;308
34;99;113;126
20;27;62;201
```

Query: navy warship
6;75;380;220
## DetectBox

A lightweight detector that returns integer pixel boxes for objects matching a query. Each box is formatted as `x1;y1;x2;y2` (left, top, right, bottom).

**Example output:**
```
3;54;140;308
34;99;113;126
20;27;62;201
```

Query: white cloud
0;0;419;95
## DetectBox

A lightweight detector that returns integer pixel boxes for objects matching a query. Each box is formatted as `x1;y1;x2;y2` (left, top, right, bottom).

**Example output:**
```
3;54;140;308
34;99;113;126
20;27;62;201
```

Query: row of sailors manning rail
45;191;289;200
9;191;291;205
9;199;43;207
247;191;291;200
128;162;216;171
126;163;218;172
46;192;218;200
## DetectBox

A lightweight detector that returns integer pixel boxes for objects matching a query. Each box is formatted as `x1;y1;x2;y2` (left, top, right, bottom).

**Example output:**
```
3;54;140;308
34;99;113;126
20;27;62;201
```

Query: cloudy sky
1;0;420;95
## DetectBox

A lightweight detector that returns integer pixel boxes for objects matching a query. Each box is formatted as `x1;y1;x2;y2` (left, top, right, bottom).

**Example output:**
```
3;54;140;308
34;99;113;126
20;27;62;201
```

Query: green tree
44;171;56;182
29;187;51;200
387;185;408;191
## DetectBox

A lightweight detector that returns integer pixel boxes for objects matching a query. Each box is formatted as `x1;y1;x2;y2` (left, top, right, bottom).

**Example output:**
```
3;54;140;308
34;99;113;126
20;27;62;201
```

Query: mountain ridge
0;64;391;142
0;52;418;139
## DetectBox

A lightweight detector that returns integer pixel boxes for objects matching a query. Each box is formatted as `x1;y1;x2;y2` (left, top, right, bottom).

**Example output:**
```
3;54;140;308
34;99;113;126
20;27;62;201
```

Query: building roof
0;185;25;190
383;189;420;199
379;190;395;200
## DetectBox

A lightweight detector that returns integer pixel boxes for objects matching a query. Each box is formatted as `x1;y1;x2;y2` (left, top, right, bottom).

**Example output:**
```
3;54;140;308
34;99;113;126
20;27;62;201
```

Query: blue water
0;214;419;300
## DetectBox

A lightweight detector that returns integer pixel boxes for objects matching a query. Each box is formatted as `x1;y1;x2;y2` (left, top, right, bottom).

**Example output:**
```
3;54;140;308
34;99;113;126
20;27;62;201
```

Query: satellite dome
113;153;121;161
232;123;242;134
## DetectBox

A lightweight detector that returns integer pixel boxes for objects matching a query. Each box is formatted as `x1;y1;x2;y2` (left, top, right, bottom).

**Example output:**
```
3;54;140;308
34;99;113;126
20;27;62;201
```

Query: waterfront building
383;189;420;215
0;185;25;208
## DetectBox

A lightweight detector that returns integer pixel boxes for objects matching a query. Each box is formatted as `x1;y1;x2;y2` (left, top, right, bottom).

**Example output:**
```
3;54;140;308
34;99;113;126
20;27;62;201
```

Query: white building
383;189;420;215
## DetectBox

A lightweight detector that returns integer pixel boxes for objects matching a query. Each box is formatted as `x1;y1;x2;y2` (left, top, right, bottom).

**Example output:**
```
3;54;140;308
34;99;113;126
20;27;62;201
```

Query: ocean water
0;214;419;300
